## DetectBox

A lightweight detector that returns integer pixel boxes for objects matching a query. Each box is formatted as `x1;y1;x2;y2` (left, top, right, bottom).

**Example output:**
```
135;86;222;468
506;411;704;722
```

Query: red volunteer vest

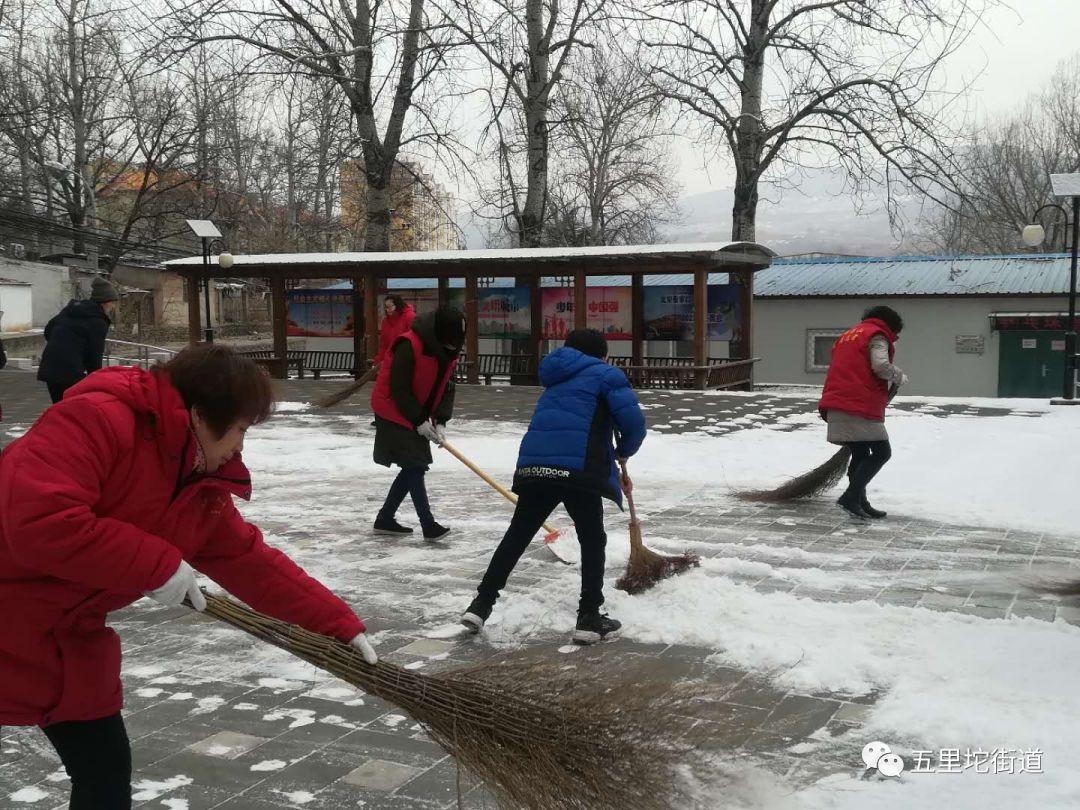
818;318;897;421
371;330;457;427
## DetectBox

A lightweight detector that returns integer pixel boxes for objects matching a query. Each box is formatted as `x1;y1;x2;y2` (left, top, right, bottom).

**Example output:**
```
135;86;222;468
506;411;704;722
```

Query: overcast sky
454;1;1080;248
672;0;1080;196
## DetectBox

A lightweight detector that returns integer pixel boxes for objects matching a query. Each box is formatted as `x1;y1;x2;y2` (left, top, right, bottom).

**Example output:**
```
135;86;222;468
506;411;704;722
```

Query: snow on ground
237;400;1080;809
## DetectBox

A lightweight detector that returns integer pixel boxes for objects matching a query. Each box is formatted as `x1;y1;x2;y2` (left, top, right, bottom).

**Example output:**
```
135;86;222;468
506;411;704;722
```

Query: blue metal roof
756;253;1074;297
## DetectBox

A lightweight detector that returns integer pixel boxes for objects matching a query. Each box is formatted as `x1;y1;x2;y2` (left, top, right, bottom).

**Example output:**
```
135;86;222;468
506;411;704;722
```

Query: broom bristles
736;446;852;502
198;591;707;810
313;364;378;409
615;519;700;595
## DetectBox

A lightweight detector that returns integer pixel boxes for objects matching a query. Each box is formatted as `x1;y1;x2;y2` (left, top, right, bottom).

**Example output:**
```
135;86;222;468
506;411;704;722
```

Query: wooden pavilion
165;242;775;389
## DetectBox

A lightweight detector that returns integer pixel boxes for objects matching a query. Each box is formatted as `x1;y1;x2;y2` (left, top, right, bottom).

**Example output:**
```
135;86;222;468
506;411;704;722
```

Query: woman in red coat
818;305;908;519
0;344;377;809
375;295;415;367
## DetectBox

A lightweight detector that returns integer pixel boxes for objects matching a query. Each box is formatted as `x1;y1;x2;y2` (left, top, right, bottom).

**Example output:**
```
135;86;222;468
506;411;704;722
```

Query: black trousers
377;466;435;528
0;713;132;809
46;382;69;404
845;440;892;497
477;484;607;614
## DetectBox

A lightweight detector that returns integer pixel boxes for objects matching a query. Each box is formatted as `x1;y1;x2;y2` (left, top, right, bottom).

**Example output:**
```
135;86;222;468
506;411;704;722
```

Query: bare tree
440;0;605;247
638;0;997;242
917;56;1080;255
545;43;678;246
161;0;457;252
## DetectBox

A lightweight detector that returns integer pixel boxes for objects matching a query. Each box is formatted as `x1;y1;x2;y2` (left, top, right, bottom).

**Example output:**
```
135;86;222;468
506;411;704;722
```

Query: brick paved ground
0;369;1069;808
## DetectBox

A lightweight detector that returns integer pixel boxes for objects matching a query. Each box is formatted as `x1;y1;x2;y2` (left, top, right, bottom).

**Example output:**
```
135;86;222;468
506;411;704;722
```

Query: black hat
565;328;608;359
90;276;119;303
434;305;466;348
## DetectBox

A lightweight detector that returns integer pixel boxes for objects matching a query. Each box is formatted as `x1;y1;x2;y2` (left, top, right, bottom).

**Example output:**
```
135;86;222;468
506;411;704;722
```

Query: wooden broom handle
440;440;559;535
619;459;638;523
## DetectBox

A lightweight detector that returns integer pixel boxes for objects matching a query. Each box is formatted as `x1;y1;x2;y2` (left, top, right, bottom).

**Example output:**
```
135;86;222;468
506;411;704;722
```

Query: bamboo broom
193;591;704;810
614;460;699;594
313;363;380;409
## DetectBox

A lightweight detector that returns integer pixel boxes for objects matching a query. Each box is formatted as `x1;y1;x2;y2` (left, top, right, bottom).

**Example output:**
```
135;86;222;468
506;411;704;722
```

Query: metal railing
103;338;178;370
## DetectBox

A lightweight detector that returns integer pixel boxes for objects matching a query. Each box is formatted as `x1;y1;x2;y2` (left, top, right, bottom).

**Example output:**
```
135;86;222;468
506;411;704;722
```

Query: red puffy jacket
375;304;415;366
0;366;364;727
818;317;898;421
370;330;456;429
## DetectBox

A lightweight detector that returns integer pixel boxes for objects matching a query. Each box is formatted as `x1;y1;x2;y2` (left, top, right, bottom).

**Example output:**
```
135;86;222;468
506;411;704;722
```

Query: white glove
416;421;439;443
899;373;909;387
349;632;378;664
145;561;205;611
434;424;447;445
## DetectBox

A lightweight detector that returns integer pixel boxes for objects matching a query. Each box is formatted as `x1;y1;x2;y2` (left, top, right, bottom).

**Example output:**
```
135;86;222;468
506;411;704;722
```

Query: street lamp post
185;220;233;344
1023;175;1080;400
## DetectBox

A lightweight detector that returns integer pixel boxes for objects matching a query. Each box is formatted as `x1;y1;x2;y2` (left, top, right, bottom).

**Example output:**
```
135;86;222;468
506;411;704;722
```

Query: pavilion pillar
363;273;379;367
186;274;201;346
573;268;587;330
351;276;364;375
693;268;708;389
736;267;755;388
270;275;288;380
523;274;542;384
465;272;480;384
437;276;450;308
631;272;644;366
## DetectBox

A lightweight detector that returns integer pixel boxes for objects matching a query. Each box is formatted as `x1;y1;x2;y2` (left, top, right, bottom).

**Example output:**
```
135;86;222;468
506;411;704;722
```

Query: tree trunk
518;0;550;248
729;1;767;243
364;163;392;252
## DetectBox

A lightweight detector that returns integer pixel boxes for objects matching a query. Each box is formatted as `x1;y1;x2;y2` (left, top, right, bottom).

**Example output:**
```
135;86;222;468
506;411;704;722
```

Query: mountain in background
663;171;922;256
459;170;924;255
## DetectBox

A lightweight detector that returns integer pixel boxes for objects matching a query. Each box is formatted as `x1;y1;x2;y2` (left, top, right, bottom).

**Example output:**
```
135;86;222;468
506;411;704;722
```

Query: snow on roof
758;253;1075;297
163;241;775;269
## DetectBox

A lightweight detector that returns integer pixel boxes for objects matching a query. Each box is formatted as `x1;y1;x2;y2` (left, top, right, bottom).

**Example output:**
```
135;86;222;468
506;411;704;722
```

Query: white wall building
0;278;33;332
753;253;1077;398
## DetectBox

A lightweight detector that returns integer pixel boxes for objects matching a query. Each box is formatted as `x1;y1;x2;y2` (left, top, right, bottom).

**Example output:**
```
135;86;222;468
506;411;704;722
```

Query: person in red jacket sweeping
370;305;464;540
0;344;377;809
375;294;416;367
818;306;908;519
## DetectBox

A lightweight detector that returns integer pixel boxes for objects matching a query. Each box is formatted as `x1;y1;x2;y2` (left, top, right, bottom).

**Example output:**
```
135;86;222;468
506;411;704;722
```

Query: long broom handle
439;440;559;536
618;459;638;523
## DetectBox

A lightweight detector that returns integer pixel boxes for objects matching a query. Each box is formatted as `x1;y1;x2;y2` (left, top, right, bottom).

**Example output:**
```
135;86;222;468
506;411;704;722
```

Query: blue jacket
513;348;646;507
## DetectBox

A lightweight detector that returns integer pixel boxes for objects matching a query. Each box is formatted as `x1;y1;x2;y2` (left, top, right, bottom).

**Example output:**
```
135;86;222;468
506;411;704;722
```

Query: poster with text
541;287;632;340
287;289;355;337
447;287;531;338
642;285;741;341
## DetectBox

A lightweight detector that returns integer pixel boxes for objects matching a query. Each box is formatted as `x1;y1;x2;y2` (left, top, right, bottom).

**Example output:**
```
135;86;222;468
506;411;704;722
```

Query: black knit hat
90;276;119;303
434;305;466;349
565;328;608;359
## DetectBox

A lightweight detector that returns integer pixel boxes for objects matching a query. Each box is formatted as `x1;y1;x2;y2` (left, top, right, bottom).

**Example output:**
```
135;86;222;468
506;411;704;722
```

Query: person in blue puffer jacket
461;328;646;644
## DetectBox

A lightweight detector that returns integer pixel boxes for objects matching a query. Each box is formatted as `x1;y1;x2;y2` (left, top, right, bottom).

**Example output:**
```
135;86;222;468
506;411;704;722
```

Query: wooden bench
609;356;759;390
241;350;305;378
455;353;538;385
241;350;357;379
297;350;356;379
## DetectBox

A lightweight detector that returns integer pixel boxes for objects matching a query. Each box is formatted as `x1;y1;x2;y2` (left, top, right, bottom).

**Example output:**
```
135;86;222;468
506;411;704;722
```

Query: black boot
373;517;413;535
461;597;492;634
860;497;887;519
836;490;870;520
572;612;621;645
423;522;451;540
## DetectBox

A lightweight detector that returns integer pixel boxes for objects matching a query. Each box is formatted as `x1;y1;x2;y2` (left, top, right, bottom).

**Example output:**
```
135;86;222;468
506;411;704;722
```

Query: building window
806;329;845;372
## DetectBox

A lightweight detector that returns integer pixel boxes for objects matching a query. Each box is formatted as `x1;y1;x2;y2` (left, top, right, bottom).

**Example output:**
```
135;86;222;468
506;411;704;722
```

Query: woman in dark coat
369;305;465;540
37;275;118;403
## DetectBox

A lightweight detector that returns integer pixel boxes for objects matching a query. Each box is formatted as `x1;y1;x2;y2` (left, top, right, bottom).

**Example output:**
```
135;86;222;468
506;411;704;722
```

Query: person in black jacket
37;276;118;403
369;306;465;540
